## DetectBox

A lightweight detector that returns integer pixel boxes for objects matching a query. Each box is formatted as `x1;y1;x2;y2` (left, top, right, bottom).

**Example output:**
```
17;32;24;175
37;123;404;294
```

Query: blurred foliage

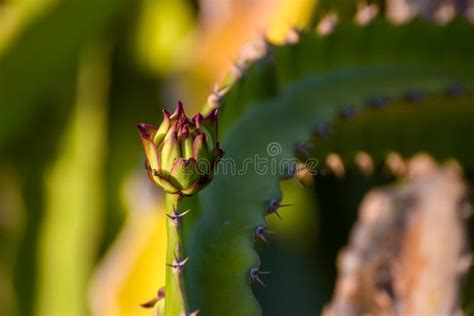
0;168;24;316
0;0;315;315
0;0;126;150
0;0;57;53
133;0;196;75
35;42;110;316
89;175;167;316
7;70;76;316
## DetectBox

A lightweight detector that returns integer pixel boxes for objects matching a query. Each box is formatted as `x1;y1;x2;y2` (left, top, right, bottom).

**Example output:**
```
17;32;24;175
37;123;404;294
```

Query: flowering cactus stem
138;101;223;316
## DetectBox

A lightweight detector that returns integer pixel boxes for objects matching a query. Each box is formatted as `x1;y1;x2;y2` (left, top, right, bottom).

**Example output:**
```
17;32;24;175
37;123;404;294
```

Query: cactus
139;5;474;316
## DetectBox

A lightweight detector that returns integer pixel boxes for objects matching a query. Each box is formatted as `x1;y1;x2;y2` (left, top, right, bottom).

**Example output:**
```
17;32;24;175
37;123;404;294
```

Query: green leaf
0;0;126;150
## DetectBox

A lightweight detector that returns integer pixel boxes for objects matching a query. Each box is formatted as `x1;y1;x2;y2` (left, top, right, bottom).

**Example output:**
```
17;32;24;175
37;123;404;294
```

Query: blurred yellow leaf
0;0;57;54
89;176;167;316
134;0;195;75
36;43;110;316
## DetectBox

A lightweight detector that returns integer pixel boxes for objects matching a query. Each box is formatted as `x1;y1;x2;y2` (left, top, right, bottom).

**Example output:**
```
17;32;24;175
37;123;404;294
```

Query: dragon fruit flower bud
137;101;224;196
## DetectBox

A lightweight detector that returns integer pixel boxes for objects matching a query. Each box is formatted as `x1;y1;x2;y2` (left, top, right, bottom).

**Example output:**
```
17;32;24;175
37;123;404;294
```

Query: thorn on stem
295;142;314;157
369;96;389;109
249;267;272;286
339;105;357;119
238;37;271;64
404;89;426;102
355;2;379;25
317;14;338;35
326;153;345;177
385;152;406;176
315;122;330;138
355;151;374;175
284;27;301;44
254;226;275;244
167;206;190;223
266;199;291;219
140;287;165;309
167;254;189;271
230;60;247;79
207;84;229;108
447;83;466;96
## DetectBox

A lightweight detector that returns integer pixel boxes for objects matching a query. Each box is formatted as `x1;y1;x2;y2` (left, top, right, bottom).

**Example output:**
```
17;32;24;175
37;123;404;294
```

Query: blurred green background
0;1;315;315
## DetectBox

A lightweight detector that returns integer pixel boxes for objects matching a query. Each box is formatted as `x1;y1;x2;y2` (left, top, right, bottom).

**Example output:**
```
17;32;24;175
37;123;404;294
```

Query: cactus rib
215;17;474;139
303;90;474;170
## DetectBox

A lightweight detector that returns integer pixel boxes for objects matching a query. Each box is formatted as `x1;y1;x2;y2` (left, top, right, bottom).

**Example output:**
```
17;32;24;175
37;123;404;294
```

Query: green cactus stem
137;102;223;315
185;12;474;314
164;194;190;315
185;65;473;315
